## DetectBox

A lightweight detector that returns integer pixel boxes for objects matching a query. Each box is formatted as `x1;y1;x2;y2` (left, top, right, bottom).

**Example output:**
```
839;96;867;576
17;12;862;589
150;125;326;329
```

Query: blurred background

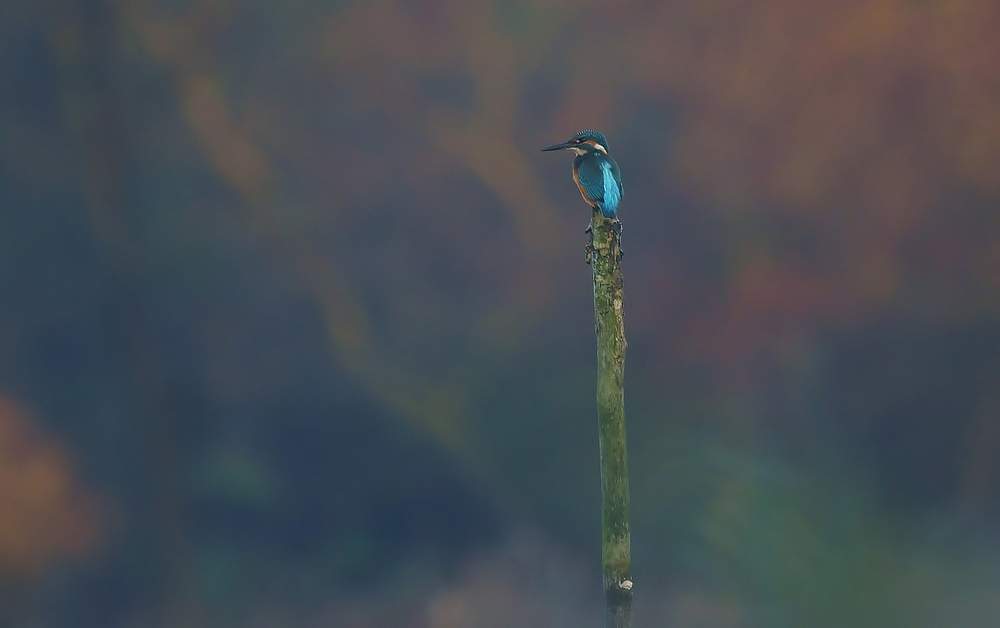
3;0;1000;626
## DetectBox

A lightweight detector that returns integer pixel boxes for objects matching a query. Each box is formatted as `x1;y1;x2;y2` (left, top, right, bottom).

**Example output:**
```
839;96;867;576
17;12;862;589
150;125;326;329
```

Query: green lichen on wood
588;213;632;628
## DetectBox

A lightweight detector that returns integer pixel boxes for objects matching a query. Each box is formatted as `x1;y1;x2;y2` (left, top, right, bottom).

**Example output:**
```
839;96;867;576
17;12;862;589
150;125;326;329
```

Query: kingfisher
542;130;623;226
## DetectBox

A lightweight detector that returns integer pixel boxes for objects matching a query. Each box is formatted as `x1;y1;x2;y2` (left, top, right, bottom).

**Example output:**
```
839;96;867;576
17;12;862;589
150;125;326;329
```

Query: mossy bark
588;213;632;628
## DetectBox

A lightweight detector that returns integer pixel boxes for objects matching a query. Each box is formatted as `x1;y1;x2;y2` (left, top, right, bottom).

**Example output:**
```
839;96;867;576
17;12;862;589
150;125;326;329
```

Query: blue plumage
542;130;624;221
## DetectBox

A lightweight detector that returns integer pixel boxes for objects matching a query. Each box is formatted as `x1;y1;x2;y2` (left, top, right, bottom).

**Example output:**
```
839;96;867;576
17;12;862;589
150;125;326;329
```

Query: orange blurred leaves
181;73;274;202
0;399;100;579
120;0;1000;386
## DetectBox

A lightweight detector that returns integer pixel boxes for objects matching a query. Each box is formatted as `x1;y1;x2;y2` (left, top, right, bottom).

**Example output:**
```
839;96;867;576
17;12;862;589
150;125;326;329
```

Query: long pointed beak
541;140;574;152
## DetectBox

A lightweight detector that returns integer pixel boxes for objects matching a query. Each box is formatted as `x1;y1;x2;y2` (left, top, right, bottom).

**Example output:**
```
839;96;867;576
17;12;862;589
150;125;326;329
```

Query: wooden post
588;213;632;628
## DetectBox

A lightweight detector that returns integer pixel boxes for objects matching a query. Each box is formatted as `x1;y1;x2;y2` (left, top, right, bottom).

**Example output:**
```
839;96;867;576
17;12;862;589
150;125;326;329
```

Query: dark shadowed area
2;1;1000;626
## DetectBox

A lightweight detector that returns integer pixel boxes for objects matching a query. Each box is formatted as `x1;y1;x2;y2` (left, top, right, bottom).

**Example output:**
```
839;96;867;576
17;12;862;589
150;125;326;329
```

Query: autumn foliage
3;0;1000;624
0;400;98;578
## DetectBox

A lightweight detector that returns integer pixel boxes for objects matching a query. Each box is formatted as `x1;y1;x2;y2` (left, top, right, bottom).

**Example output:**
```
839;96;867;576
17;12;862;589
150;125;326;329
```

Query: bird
542;130;623;224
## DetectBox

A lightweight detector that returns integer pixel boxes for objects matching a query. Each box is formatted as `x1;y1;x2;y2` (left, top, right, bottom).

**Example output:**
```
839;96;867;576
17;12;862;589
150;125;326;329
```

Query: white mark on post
618;579;633;591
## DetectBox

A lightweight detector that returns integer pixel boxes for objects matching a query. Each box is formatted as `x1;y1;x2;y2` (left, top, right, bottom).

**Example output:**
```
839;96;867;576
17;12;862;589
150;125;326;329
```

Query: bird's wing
610;158;623;198
575;158;607;205
600;160;621;214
